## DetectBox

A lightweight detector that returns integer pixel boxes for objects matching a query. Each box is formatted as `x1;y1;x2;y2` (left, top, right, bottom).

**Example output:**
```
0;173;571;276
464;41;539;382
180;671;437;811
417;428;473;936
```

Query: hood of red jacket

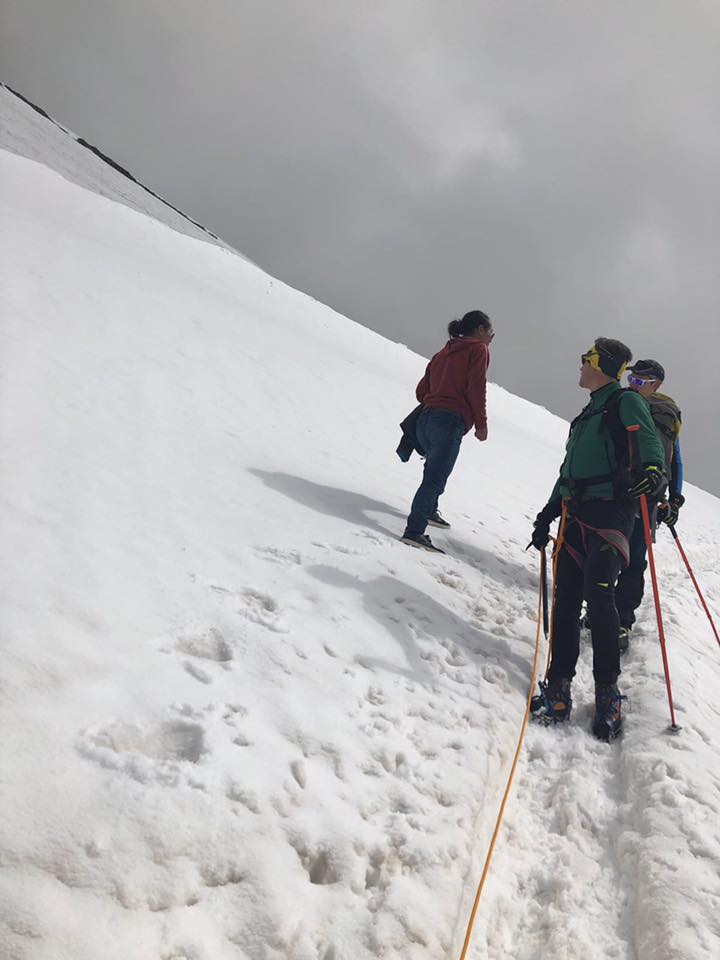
446;337;490;363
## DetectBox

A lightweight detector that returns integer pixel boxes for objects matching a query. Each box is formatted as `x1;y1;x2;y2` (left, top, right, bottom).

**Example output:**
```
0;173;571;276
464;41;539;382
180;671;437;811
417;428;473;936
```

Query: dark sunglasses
627;374;657;387
582;340;617;368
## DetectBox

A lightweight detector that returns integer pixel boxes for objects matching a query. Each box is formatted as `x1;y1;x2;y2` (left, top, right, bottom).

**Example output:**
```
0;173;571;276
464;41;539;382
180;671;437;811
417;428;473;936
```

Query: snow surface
0;83;230;254
2;130;720;960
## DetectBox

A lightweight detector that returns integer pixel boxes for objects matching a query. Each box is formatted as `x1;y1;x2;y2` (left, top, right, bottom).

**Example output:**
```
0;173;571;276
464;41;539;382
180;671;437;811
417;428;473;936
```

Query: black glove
531;520;551;550
529;498;562;551
658;493;685;528
628;465;665;500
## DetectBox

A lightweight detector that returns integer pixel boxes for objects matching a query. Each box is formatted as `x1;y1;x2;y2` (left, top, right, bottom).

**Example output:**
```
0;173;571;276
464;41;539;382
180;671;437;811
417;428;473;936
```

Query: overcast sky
2;0;719;494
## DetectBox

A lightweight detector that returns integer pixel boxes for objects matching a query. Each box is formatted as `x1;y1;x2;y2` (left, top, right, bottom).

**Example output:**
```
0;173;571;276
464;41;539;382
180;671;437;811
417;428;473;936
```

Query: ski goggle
581;343;628;380
627;374;657;388
581;347;601;369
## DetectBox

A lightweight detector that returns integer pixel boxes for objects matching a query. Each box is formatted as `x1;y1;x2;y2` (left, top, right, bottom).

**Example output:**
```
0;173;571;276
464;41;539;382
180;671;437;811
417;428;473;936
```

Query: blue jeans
405;408;465;536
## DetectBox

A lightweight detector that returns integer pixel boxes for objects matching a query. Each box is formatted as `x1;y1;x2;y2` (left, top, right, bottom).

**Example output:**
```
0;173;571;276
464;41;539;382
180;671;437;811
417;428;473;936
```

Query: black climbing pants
615;514;653;629
548;501;636;685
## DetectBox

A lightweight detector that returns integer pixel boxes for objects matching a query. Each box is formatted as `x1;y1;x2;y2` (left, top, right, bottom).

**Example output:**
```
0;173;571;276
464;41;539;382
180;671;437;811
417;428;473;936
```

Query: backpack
566;388;635;499
599;387;634;474
596;388;668;498
647;393;681;474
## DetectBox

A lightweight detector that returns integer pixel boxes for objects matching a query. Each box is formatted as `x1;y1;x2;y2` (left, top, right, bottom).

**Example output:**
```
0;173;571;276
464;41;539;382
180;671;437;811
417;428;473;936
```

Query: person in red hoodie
401;310;493;553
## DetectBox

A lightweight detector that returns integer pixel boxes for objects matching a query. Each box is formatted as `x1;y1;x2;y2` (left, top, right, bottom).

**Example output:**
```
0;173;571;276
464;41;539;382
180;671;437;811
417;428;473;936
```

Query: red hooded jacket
415;337;489;433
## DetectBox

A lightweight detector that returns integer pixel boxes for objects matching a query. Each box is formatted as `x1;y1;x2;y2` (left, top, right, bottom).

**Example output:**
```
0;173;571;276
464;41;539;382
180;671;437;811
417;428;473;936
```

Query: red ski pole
668;525;720;651
627;425;680;731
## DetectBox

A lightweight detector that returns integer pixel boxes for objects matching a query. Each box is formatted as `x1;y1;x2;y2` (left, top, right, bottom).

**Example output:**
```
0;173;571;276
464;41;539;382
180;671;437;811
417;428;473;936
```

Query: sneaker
427;509;451;529
530;678;572;725
618;625;631;654
592;683;623;741
400;532;446;554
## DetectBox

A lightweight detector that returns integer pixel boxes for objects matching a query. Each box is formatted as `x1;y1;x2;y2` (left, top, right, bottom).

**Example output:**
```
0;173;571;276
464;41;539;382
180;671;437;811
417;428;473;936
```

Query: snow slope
0;83;229;253
2;139;720;960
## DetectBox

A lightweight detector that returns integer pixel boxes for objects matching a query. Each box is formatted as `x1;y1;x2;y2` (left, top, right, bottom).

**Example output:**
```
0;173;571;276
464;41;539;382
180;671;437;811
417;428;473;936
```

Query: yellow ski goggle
581;346;600;369
581;343;628;380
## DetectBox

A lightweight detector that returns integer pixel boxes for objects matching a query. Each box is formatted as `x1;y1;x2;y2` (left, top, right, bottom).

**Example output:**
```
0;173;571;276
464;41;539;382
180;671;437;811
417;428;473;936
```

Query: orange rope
457;552;545;960
543;502;568;679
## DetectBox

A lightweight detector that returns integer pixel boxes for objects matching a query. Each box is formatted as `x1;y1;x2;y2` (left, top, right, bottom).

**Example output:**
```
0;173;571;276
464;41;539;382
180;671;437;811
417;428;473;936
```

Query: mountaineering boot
427;509;451;529
618;625;631;654
592;682;623;741
400;531;446;554
530;678;573;725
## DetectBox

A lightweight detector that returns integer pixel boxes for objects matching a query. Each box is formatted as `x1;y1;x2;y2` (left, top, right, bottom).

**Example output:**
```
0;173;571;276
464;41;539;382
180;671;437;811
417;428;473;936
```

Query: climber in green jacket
547;379;664;505
529;337;665;741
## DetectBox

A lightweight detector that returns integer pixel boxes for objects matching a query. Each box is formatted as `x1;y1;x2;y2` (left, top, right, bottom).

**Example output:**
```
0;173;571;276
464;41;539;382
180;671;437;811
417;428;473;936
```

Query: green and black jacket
550;382;665;504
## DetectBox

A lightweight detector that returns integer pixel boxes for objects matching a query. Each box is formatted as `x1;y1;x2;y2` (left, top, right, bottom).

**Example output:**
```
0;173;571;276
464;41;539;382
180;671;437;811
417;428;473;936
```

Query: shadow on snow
308;565;532;694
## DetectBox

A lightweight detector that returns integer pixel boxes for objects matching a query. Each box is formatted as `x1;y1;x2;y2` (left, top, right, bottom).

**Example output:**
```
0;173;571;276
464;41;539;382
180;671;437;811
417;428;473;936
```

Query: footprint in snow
183;661;213;684
358;530;384;545
288;834;342;885
78;716;207;785
291;759;307;789
226;779;260;813
365;685;386;706
332;543;365;555
161;626;235;684
221;702;248;721
176;628;234;662
255;545;303;566
218;702;253;746
239;587;287;632
433;570;467;591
